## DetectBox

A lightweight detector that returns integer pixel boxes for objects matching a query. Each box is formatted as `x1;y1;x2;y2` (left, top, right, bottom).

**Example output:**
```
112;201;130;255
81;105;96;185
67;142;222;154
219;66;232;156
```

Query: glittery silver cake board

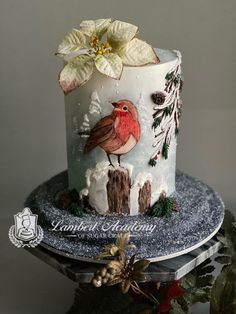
25;170;224;263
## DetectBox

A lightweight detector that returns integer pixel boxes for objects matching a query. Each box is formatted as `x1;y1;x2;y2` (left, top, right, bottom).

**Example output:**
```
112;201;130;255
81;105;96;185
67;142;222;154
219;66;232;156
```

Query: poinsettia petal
79;20;95;37
118;38;160;66
95;18;112;38
56;29;86;56
95;53;123;79
80;18;112;38
59;54;94;94
107;20;138;46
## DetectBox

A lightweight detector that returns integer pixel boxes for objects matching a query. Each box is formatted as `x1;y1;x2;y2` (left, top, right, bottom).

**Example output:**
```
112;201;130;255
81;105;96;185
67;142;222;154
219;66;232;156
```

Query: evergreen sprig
152;117;162;129
69;202;84;217
148;192;176;218
55;188;84;217
163;106;173;117
148;158;157;167
162;142;169;159
165;71;174;81
175;127;180;136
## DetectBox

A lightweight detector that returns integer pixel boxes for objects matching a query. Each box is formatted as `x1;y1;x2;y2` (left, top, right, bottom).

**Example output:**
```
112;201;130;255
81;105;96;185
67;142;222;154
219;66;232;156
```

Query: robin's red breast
84;100;141;166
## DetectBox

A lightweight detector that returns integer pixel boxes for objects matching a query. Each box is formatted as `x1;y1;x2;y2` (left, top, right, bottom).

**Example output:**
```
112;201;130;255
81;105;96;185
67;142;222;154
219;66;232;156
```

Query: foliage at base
82;210;236;314
55;188;84;217
171;209;236;314
147;192;177;218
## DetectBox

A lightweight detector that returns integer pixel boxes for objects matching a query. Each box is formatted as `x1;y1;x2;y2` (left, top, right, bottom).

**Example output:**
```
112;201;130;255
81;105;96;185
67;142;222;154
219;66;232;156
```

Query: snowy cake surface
64;48;182;215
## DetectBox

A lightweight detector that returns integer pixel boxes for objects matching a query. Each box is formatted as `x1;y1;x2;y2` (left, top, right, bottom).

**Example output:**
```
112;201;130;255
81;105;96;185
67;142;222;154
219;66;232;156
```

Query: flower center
89;35;112;56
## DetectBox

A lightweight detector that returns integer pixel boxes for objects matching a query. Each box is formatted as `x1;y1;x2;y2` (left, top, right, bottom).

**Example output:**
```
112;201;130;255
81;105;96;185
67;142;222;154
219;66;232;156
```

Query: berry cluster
92;266;117;287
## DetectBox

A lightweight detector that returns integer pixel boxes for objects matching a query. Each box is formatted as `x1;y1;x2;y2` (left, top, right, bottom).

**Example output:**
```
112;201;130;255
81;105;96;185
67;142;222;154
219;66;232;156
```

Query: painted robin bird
84;100;141;166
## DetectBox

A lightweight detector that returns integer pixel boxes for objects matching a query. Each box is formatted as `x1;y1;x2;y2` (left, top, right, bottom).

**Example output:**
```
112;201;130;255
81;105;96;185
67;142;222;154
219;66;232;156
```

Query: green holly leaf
59;54;94;94
214;255;231;265
217;235;231;247
56;29;86;56
94;53;123;79
197;265;215;276
170;300;186;314
196;275;214;288
118;38;159;66
210;267;236;314
191;287;211;303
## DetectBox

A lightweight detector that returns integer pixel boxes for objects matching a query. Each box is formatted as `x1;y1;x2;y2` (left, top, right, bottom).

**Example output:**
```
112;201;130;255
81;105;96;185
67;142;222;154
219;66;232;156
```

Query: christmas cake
56;19;182;216
24;19;224;262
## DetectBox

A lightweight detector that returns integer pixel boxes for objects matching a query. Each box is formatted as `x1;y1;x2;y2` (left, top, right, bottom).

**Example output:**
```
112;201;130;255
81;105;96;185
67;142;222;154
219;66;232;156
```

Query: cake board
25;170;224;263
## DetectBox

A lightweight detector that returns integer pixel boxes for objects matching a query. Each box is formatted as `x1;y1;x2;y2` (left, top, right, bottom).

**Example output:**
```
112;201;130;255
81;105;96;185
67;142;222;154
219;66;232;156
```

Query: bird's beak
111;102;119;108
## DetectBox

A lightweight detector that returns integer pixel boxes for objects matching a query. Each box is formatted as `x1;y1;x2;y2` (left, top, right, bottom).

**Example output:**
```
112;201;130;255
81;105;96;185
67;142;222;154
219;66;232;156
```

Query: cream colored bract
56;19;159;94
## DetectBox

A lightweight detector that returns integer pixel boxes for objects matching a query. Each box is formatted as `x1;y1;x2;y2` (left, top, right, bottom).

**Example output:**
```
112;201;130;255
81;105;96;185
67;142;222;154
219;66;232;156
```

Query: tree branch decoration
149;51;183;167
55;19;159;94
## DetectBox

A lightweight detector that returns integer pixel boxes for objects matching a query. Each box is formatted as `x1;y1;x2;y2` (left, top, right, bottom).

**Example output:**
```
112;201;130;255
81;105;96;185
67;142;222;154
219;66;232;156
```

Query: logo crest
9;207;43;248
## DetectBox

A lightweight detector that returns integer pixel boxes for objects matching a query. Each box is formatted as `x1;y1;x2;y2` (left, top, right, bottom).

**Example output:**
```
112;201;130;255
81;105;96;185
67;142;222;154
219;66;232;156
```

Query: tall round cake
64;48;182;216
24;18;224;263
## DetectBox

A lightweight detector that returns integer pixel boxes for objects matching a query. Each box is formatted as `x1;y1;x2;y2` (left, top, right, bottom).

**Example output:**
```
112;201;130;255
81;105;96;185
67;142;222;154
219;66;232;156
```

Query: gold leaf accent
107;260;123;271
106;277;123;286
133;259;150;272
120;279;132;294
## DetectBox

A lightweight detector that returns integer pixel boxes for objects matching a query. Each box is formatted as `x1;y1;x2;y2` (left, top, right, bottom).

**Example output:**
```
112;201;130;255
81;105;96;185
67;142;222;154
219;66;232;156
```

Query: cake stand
25;170;224;262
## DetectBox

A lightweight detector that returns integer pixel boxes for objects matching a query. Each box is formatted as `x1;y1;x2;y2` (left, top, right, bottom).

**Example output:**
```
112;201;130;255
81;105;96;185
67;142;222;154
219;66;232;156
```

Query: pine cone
151;92;166;105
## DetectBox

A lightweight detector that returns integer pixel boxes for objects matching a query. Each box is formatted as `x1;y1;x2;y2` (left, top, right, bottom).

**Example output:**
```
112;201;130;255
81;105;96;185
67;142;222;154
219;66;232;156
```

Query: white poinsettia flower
56;19;160;94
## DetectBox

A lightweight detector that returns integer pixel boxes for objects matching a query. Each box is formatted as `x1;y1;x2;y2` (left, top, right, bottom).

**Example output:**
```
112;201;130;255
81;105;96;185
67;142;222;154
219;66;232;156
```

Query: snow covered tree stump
82;162;152;216
107;169;131;215
138;181;151;214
